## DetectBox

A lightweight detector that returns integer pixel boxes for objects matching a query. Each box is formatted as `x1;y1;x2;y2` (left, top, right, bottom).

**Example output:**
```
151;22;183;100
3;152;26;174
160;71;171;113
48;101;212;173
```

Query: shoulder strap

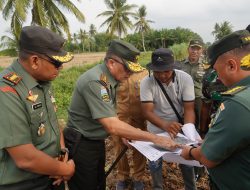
155;78;184;124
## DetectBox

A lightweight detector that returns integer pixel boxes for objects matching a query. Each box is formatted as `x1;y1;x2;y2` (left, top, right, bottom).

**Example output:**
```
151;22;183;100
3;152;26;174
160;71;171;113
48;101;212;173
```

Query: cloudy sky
0;0;249;43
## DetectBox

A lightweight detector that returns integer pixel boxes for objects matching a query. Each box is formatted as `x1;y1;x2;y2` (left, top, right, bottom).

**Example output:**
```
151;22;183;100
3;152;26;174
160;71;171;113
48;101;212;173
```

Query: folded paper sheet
182;123;201;141
129;132;203;167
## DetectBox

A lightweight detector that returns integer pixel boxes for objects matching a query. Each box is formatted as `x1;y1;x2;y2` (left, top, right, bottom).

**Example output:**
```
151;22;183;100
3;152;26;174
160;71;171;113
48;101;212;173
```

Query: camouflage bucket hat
19;25;73;64
108;39;144;72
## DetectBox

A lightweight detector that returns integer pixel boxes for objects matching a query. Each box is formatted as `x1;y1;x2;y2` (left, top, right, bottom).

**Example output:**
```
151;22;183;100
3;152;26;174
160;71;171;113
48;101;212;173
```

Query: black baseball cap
19;25;73;64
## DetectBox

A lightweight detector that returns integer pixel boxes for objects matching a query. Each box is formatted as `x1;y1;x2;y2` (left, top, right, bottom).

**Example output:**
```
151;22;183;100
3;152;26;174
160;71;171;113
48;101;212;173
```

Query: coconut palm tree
97;0;137;39
134;5;154;52
0;0;85;39
212;21;233;41
78;29;89;52
0;30;19;56
89;24;97;38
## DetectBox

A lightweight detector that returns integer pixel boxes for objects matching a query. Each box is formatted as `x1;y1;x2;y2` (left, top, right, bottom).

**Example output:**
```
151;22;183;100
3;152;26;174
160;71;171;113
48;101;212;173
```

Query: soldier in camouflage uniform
180;39;206;130
199;68;227;138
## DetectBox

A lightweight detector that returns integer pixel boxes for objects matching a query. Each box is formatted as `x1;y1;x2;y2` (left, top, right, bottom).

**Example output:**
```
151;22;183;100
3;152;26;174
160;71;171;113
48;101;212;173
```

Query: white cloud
0;0;249;43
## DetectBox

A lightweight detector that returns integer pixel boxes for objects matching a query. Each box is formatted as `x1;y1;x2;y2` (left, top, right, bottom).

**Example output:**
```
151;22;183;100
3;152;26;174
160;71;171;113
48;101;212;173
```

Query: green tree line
0;0;233;56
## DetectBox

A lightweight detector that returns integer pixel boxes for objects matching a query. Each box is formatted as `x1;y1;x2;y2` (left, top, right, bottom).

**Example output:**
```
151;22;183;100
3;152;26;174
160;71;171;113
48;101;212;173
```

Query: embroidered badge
3;72;22;85
101;86;110;102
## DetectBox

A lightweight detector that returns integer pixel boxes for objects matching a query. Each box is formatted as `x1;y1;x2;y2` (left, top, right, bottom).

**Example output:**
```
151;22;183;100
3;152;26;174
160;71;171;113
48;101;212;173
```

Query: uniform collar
232;75;250;87
11;59;47;90
100;63;118;88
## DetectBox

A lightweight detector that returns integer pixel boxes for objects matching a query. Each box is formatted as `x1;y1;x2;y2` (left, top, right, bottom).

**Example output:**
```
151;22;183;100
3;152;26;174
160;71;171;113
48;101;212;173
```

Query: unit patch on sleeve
101;86;110;102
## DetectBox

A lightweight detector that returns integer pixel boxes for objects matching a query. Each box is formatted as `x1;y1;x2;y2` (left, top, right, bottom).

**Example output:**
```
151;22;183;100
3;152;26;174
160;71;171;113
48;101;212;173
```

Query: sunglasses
38;56;63;68
108;57;131;73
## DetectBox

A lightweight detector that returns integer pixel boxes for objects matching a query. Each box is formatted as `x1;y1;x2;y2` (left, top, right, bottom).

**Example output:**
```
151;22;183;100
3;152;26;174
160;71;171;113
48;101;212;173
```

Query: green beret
19;26;73;64
108;39;143;72
207;29;250;66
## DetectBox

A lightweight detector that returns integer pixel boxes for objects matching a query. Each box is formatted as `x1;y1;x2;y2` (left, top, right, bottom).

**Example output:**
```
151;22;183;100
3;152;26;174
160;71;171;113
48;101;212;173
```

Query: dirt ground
0;52;106;68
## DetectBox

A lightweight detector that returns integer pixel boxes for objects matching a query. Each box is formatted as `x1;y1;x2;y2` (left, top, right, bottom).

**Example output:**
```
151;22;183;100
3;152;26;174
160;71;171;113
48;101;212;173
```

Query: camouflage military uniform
180;58;206;128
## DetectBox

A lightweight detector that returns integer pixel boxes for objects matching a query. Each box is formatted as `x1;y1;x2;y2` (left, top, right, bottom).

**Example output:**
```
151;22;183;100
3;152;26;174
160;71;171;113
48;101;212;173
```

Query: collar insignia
27;94;38;102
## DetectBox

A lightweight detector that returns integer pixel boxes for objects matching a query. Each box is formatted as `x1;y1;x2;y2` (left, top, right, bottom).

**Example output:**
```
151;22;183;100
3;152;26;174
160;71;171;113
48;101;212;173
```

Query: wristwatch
188;147;196;160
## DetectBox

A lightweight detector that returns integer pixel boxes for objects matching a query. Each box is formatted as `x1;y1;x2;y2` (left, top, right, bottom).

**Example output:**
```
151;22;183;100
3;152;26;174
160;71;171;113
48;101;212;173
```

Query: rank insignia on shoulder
221;86;246;96
100;73;109;87
101;86;110;102
3;72;22;85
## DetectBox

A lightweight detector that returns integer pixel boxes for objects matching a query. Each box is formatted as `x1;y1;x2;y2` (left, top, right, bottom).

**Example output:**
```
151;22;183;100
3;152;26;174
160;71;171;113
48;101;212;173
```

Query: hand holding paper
182;123;201;141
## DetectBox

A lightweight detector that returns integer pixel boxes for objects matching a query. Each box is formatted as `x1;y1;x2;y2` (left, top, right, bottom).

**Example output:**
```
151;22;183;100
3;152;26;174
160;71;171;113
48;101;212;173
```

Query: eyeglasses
109;57;131;73
38;56;63;68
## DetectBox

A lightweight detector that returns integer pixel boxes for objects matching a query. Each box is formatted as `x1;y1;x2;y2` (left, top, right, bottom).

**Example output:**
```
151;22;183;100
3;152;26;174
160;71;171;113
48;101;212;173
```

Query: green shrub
169;43;188;61
52;64;97;119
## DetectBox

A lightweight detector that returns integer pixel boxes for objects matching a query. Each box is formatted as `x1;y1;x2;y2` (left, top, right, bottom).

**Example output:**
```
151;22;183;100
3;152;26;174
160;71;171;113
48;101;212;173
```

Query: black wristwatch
188;147;196;160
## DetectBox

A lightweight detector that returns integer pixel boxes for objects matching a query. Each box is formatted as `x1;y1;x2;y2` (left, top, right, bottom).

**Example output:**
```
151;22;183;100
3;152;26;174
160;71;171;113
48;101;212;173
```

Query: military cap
108;39;143;72
207;29;250;66
19;25;73;64
189;39;204;48
147;48;179;71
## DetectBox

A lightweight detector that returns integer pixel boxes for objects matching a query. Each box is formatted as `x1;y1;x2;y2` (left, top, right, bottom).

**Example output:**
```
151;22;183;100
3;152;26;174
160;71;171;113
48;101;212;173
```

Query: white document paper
129;132;203;167
182;123;201;141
